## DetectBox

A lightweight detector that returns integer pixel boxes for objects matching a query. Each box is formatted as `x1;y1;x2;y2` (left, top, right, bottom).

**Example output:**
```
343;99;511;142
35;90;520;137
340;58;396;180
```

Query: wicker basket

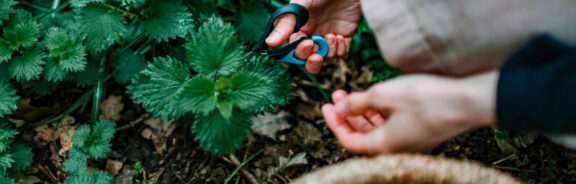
293;154;523;184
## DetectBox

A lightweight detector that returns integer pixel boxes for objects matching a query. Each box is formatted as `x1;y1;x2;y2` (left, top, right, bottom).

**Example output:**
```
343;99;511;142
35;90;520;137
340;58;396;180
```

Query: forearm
361;0;576;75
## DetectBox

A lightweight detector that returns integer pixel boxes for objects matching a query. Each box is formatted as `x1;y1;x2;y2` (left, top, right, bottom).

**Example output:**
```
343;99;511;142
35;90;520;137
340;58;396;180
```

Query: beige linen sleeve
360;0;576;75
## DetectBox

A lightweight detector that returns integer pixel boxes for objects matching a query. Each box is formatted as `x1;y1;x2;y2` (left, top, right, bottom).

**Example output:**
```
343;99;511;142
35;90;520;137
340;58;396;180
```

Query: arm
361;0;576;75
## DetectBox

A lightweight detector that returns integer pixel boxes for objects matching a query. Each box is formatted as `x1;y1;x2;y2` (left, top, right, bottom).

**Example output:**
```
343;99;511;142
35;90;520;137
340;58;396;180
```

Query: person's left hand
322;72;498;155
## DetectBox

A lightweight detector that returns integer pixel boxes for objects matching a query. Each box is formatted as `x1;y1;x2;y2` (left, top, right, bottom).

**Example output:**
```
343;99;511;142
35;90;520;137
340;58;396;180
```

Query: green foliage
3;22;39;51
192;110;252;156
44;59;69;82
64;170;113;184
9;143;33;172
67;58;100;87
8;48;45;81
71;0;107;8
0;0;17;25
234;0;269;42
0;39;11;62
0;83;19;118
113;50;146;83
185;17;245;77
31;80;59;96
133;161;144;174
140;0;193;41
0;172;16;184
78;3;127;53
127;56;190;120
72;120;116;159
44;27;87;72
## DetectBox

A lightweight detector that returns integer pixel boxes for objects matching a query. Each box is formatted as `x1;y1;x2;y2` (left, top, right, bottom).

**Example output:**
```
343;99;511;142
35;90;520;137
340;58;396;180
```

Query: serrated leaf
72;121;115;159
3;21;39;51
113;50;145;83
78;3;127;53
0;83;18;118
71;0;107;8
63;146;89;173
0;0;17;25
243;56;293;113
193;109;252;156
44;59;68;82
177;76;217;115
127;56;190;120
140;0;193;41
8;48;45;81
0;152;13;171
234;0;268;42
0;172;16;184
0;63;9;81
67;56;99;87
185;16;245;77
6;9;35;28
94;170;113;184
0;39;12;63
228;71;272;110
0;121;17;152
44;27;87;72
8;143;33;172
31;80;58;96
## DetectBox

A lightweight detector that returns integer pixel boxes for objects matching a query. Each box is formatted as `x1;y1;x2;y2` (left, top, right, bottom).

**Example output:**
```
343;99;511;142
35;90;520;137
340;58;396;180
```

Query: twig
225;150;262;184
116;114;149;131
492;165;536;173
492;154;517;165
38;165;58;183
297;65;331;103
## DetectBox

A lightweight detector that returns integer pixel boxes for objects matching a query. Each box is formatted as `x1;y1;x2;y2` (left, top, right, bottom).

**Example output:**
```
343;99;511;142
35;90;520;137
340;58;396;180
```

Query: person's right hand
265;0;362;74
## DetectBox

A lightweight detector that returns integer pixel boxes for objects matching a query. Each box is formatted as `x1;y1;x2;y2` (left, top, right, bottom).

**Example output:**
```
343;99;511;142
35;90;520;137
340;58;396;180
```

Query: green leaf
71;0;107;8
8;143;33;172
127;56;190;120
0;0;17;25
0;152;13;171
234;0;268;42
78;3;127;53
67;59;100;87
113;50;146;83
44;59;69;82
241;56;293;113
94;170;113;184
0;82;18;118
0;63;9;81
63;146;89;173
72;121;115;159
3;21;39;51
0;121;17;152
193;109;252;156
44;27;87;72
228;71;272;110
0;172;16;184
140;0;193;41
177;76;217;115
0;39;12;63
185;16;245;77
31;80;59;96
5;9;35;28
8;48;45;81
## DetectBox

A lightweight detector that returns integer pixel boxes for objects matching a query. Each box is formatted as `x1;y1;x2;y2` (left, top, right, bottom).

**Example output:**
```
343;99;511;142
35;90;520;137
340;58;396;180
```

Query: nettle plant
128;17;292;156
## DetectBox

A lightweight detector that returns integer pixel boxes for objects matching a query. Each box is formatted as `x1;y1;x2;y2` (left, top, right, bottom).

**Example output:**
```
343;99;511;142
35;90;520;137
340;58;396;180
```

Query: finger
365;110;386;126
337;35;346;57
322;104;379;154
305;53;323;74
289;32;308;43
344;37;352;56
266;14;296;47
295;39;314;59
334;91;378;116
325;34;337;58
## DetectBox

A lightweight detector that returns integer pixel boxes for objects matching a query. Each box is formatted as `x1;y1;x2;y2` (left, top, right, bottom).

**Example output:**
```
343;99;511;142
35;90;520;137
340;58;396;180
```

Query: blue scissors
247;3;329;65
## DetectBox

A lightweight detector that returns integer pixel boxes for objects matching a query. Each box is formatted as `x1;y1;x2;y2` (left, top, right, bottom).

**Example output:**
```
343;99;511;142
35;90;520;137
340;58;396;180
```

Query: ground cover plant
0;0;575;183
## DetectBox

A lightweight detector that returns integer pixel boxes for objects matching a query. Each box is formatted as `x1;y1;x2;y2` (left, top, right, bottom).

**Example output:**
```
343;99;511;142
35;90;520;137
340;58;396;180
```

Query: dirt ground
10;56;576;184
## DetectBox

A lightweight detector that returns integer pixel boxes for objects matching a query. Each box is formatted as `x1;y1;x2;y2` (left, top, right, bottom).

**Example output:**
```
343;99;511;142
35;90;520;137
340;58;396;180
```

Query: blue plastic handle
277;36;329;65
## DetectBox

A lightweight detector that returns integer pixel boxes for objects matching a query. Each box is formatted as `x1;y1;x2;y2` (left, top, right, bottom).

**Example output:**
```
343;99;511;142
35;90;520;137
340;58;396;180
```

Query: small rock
106;159;124;176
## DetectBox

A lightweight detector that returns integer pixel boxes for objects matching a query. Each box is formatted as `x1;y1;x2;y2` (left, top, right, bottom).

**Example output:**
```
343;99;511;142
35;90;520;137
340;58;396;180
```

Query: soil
11;58;576;184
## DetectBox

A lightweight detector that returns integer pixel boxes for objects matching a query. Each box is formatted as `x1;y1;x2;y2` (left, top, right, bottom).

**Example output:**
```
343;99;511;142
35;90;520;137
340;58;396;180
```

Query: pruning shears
246;3;329;65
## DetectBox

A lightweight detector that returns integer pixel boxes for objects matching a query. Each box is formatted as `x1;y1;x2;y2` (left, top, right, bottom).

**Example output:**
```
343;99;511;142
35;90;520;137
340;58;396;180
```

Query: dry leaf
13;98;61;122
34;125;53;147
252;111;291;140
295;103;321;121
295;121;322;146
106;159;124;176
141;118;176;154
100;95;124;122
278;152;308;171
53;116;78;156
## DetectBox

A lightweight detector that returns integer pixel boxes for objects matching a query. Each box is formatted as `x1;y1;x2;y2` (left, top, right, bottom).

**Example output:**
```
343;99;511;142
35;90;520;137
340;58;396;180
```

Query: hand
321;72;498;155
266;0;362;74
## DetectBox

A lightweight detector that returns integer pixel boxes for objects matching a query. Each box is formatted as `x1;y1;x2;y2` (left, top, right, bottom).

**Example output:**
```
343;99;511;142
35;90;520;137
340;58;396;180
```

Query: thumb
334;91;379;116
265;14;296;47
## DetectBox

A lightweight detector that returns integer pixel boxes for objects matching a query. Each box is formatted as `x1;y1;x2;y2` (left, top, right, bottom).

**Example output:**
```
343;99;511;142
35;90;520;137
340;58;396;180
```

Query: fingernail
266;32;280;43
335;101;347;115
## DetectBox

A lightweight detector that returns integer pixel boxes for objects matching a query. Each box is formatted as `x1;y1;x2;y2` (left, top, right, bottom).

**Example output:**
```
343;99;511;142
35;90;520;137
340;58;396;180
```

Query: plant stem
104;3;138;18
225;150;263;184
37;1;70;19
297;65;331;103
91;55;107;125
18;1;51;12
51;0;61;17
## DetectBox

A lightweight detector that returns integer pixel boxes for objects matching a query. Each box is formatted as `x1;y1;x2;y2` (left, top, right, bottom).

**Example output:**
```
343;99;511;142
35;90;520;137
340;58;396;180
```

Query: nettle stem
91;54;107;125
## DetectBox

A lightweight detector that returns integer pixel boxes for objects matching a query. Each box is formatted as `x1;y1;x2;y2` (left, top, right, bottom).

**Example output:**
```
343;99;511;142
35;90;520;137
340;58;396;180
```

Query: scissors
246;3;329;65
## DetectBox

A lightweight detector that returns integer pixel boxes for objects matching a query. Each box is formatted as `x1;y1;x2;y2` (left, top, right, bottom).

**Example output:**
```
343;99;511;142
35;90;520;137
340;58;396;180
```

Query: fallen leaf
278;152;308;171
34;125;53;147
100;95;124;122
106;159;124;176
252;111;291;140
295;121;322;146
295;103;321;121
141;118;176;154
54;116;78;156
13;98;61;122
13;173;42;184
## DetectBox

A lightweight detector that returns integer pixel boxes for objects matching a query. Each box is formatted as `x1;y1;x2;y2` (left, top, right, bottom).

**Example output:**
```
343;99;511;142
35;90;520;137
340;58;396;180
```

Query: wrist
459;71;499;128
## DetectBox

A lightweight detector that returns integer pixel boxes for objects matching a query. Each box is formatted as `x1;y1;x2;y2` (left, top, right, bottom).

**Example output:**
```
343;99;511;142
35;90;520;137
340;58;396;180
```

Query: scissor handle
277;36;329;65
251;3;309;52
